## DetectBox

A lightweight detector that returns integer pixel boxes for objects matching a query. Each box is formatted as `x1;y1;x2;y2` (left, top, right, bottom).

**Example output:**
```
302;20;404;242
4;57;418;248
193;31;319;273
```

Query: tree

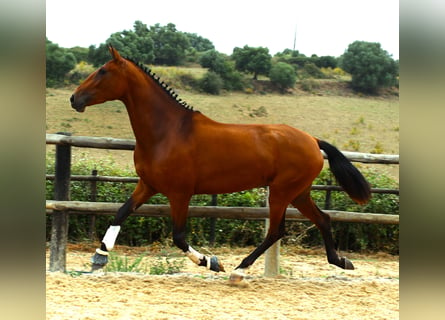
340;41;398;93
200;50;245;91
269;62;296;92
184;32;214;52
68;46;89;63
46;38;76;87
232;45;272;80
316;56;338;69
88;21;154;67
149;23;190;65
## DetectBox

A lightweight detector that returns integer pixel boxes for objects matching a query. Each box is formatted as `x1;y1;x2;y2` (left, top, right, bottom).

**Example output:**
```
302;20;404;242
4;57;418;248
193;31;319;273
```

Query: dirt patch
47;244;398;319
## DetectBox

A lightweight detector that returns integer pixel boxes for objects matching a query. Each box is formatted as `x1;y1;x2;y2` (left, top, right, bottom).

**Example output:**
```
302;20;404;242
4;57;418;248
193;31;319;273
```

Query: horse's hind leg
230;193;288;282
291;193;354;270
91;180;155;270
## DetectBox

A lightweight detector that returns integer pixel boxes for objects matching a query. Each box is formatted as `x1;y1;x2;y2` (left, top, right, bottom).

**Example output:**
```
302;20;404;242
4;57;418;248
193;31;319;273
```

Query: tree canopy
340;41;398;93
269;62;297;92
46;38;77;86
232;45;272;80
87;21;214;67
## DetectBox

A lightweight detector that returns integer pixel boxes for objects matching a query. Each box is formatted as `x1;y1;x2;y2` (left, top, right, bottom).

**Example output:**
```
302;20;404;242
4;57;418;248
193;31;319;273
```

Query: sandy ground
46;244;399;320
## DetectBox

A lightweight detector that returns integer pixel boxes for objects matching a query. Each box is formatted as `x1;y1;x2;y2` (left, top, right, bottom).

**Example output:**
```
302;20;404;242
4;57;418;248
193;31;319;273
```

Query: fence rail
45;173;399;195
46;200;399;224
46;133;399;273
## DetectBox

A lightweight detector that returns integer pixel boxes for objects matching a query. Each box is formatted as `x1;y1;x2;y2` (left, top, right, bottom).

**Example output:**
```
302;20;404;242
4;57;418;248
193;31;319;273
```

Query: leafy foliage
232;45;272;80
199;50;245;91
104;252;148;273
269;62;297;92
149;256;185;275
46;38;77;87
86;21;214;67
199;71;224;94
301;62;327;79
340;41;398;93
88;21;155;67
149;23;191;65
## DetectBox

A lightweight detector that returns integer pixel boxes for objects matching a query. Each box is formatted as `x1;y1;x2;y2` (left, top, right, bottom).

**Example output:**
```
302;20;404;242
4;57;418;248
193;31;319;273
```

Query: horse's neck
121;84;190;145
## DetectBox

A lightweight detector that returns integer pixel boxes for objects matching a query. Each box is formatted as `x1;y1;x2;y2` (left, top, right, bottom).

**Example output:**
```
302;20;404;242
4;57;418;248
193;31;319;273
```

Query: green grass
102;252;186;275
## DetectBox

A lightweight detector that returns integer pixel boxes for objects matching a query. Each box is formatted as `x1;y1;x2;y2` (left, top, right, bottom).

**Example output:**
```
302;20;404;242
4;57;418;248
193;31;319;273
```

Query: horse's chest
134;145;194;192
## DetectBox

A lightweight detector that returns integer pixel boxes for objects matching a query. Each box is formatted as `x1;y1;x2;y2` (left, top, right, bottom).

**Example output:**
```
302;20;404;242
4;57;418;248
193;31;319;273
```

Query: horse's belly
194;159;272;194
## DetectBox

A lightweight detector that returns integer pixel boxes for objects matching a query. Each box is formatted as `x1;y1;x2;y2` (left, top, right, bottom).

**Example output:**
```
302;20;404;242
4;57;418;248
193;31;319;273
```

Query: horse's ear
108;45;123;62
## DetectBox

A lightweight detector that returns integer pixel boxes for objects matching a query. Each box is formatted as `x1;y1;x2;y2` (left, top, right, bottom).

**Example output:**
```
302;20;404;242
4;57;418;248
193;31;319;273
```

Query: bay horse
70;46;371;281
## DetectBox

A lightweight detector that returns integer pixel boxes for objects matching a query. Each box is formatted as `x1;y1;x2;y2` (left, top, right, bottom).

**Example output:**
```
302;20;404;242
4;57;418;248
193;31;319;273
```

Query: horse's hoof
229;269;245;283
341;257;355;270
209;256;225;272
91;251;108;270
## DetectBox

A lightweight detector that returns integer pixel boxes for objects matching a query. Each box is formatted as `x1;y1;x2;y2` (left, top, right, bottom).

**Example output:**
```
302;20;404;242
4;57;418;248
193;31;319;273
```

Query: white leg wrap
231;268;247;278
102;225;121;251
185;246;205;265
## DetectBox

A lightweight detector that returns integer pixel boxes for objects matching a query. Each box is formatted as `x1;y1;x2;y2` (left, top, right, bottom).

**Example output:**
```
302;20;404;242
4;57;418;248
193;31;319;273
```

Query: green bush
269;62;297;92
199;71;223;95
199;50;245;91
46;38;77;87
299;79;320;92
301;62;327;79
340;41;398;93
46;157;398;252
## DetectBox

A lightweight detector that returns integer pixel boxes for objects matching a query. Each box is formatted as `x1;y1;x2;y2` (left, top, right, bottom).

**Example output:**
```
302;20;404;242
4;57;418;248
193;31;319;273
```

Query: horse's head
70;46;128;112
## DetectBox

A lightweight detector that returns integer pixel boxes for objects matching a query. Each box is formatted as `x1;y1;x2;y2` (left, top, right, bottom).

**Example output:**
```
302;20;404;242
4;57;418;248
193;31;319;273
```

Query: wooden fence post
324;179;332;210
264;187;280;277
88;169;98;241
209;194;218;245
49;132;71;272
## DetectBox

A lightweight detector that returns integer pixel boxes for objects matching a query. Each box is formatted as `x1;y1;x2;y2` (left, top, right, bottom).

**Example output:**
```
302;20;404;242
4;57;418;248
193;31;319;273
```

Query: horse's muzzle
70;94;86;113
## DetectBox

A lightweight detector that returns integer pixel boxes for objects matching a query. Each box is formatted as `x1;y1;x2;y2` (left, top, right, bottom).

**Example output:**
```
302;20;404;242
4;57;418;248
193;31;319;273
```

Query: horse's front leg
169;195;225;273
91;181;155;270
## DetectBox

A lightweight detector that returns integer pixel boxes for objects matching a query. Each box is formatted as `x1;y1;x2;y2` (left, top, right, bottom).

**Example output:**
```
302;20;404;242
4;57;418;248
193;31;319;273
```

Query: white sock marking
102;225;121;251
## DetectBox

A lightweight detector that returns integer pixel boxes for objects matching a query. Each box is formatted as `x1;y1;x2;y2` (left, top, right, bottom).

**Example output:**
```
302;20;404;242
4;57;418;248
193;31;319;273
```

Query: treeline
46;21;399;94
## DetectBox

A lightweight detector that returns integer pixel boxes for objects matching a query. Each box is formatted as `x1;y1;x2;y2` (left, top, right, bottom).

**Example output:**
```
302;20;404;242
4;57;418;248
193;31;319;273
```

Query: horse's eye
97;68;107;76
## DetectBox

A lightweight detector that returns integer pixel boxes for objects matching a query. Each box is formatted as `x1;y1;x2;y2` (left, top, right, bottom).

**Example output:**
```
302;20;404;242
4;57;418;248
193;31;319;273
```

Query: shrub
269;62;297;92
66;61;96;85
340;41;398;93
199;71;223;94
200;50;245;91
300;79;320;92
46;39;77;87
302;63;326;79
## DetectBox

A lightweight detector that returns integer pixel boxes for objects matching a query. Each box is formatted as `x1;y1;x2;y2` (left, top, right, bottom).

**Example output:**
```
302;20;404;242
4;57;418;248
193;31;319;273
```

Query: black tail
318;140;371;204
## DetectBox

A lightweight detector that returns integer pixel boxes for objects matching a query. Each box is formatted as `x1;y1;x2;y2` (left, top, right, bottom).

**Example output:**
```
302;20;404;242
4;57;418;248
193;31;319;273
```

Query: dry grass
46;86;399;179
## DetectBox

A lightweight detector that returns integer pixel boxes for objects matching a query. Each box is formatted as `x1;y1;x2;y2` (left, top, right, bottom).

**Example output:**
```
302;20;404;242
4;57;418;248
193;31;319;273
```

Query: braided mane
125;57;196;112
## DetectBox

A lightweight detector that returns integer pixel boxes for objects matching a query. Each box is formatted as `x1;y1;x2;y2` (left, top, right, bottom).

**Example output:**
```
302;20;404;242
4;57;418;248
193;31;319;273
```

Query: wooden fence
46;133;399;273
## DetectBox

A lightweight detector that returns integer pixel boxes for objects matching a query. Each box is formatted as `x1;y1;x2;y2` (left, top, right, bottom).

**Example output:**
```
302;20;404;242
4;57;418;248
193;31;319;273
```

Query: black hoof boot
209;256;225;272
341;257;355;270
91;251;109;271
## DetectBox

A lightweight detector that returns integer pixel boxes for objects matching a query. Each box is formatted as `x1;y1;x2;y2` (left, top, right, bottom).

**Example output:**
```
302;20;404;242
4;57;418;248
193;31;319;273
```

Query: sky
46;0;399;59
